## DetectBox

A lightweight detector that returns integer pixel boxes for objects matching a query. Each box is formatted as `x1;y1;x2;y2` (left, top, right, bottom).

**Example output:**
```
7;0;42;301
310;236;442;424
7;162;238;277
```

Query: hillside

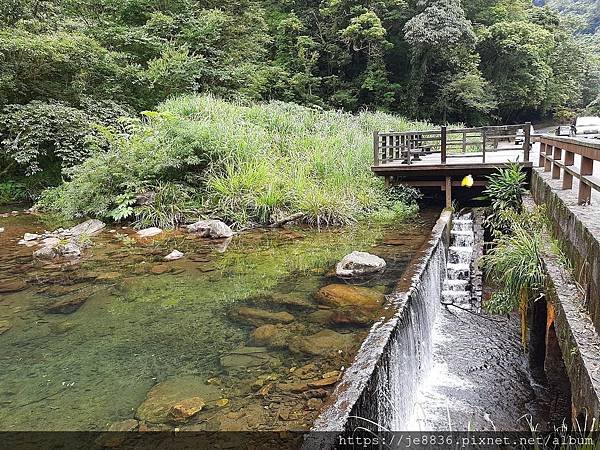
543;0;600;33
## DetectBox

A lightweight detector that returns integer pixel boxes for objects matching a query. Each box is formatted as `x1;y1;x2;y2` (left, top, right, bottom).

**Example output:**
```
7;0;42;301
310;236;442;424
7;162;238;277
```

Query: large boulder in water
187;220;233;238
315;284;384;311
67;219;105;237
335;251;386;277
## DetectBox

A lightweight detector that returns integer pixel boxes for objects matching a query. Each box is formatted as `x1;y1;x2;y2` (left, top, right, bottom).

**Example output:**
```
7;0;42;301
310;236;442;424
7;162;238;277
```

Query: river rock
250;324;289;348
315;284;384;311
150;265;171;275
335;251;386;277
58;242;81;258
137;227;163;238
40;237;61;247
187;220;233;238
230;306;294;326
267;292;316;310
108;419;139;432
308;376;339;388
289;329;354;356
33;246;59;260
307;309;334;325
67;219;106;237
220;346;280;370
0;279;27;293
0;227;4;233
23;232;40;241
168;397;206;423
136;375;221;424
46;294;89;314
0;320;12;335
164;250;184;261
329;309;373;327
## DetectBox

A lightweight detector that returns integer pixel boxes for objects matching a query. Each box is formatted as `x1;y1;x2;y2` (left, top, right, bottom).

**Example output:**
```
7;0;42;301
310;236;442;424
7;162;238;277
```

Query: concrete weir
306;209;451;445
530;168;600;425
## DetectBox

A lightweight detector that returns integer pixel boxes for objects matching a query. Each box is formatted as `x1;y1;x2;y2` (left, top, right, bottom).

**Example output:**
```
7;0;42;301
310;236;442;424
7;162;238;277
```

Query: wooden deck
371;124;534;206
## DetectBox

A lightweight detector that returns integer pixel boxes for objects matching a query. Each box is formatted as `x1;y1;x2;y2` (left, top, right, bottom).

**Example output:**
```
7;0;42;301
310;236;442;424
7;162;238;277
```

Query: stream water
0;207;439;431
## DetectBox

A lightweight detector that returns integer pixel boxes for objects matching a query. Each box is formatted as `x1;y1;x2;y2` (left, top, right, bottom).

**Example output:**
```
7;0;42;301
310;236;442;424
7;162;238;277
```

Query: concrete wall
530;170;600;335
530;170;600;424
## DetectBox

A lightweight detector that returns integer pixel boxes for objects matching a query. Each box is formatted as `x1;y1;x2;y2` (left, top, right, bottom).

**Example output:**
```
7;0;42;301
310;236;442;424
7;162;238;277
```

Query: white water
403;214;476;430
442;214;474;308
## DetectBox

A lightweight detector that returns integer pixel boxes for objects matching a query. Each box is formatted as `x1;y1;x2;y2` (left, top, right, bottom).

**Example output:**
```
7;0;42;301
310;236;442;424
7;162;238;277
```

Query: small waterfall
442;215;474;308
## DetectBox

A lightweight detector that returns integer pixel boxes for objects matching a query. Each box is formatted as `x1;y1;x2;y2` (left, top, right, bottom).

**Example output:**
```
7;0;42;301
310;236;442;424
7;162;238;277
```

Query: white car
574;116;600;135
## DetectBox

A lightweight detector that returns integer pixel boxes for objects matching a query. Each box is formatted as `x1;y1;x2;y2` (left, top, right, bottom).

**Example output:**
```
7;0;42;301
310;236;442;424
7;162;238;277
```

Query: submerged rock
164;250;184;261
0;279;27;293
335;251;386;277
220;346;280;370
0;320;12;335
168;397;206;423
315;284;384;311
0;227;4;233
187;220;233;238
250;324;290;348
150;264;171;275
136;227;163;238
230;306;294;326
108;419;139;432
67;219;106;237
136;376;222;424
46;294;89;314
289;329;354;356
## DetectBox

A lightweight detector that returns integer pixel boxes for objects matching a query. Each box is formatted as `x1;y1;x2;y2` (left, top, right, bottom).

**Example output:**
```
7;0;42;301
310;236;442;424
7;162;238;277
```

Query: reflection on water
0;209;437;431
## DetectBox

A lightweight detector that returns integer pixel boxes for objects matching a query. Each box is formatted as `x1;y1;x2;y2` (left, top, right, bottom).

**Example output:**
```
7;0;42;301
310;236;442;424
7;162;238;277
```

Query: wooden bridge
372;123;600;207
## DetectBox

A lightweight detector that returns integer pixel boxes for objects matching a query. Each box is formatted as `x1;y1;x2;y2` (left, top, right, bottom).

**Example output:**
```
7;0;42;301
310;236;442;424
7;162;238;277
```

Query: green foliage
483;162;527;233
134;182;197;230
40;94;425;227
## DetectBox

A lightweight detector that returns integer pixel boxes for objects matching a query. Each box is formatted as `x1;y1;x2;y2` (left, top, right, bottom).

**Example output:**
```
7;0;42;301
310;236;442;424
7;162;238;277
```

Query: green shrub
40;94;431;226
482;161;527;234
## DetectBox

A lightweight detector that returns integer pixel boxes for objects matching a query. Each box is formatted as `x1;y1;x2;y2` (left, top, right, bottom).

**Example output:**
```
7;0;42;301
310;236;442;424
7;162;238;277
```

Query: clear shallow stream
0;208;438;431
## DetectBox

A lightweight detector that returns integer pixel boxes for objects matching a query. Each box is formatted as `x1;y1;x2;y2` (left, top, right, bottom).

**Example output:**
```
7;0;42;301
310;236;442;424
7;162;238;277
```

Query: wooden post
441;126;447;164
482;128;487;163
552;146;562;179
579;156;593;204
544;145;552;172
538;142;546;167
373;131;380;166
445;176;452;208
523;122;531;162
563;151;574;190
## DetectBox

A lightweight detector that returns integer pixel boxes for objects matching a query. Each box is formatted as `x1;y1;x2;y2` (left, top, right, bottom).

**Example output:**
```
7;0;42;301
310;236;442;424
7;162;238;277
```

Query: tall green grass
40;95;433;227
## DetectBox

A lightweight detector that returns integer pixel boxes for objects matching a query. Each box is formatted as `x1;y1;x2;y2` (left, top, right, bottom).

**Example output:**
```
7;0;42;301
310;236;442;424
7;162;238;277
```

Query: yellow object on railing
461;174;474;188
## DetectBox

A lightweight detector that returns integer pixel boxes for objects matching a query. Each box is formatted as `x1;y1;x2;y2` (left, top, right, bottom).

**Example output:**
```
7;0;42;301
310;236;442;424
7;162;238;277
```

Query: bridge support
445;176;452;208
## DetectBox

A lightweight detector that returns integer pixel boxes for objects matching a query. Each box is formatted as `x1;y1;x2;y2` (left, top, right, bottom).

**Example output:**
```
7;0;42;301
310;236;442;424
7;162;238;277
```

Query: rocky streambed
0;207;439;431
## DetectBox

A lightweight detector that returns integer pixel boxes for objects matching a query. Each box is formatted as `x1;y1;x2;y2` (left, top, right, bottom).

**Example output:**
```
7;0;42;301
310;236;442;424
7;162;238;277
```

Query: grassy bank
40;95;433;228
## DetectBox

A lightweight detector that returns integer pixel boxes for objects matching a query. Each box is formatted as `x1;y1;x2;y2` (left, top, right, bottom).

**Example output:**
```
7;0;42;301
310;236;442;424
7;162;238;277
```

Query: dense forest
1;0;599;221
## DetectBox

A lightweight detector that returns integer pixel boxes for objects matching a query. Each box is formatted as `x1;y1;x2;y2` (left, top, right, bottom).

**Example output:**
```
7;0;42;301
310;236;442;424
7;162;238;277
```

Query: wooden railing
373;123;531;166
536;135;600;205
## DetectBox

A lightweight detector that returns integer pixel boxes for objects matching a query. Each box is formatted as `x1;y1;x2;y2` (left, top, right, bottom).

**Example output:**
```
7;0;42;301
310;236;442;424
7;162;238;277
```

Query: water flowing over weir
306;210;452;447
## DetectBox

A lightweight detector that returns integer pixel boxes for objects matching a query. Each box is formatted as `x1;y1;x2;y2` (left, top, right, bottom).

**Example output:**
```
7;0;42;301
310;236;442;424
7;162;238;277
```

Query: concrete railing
536;135;600;204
